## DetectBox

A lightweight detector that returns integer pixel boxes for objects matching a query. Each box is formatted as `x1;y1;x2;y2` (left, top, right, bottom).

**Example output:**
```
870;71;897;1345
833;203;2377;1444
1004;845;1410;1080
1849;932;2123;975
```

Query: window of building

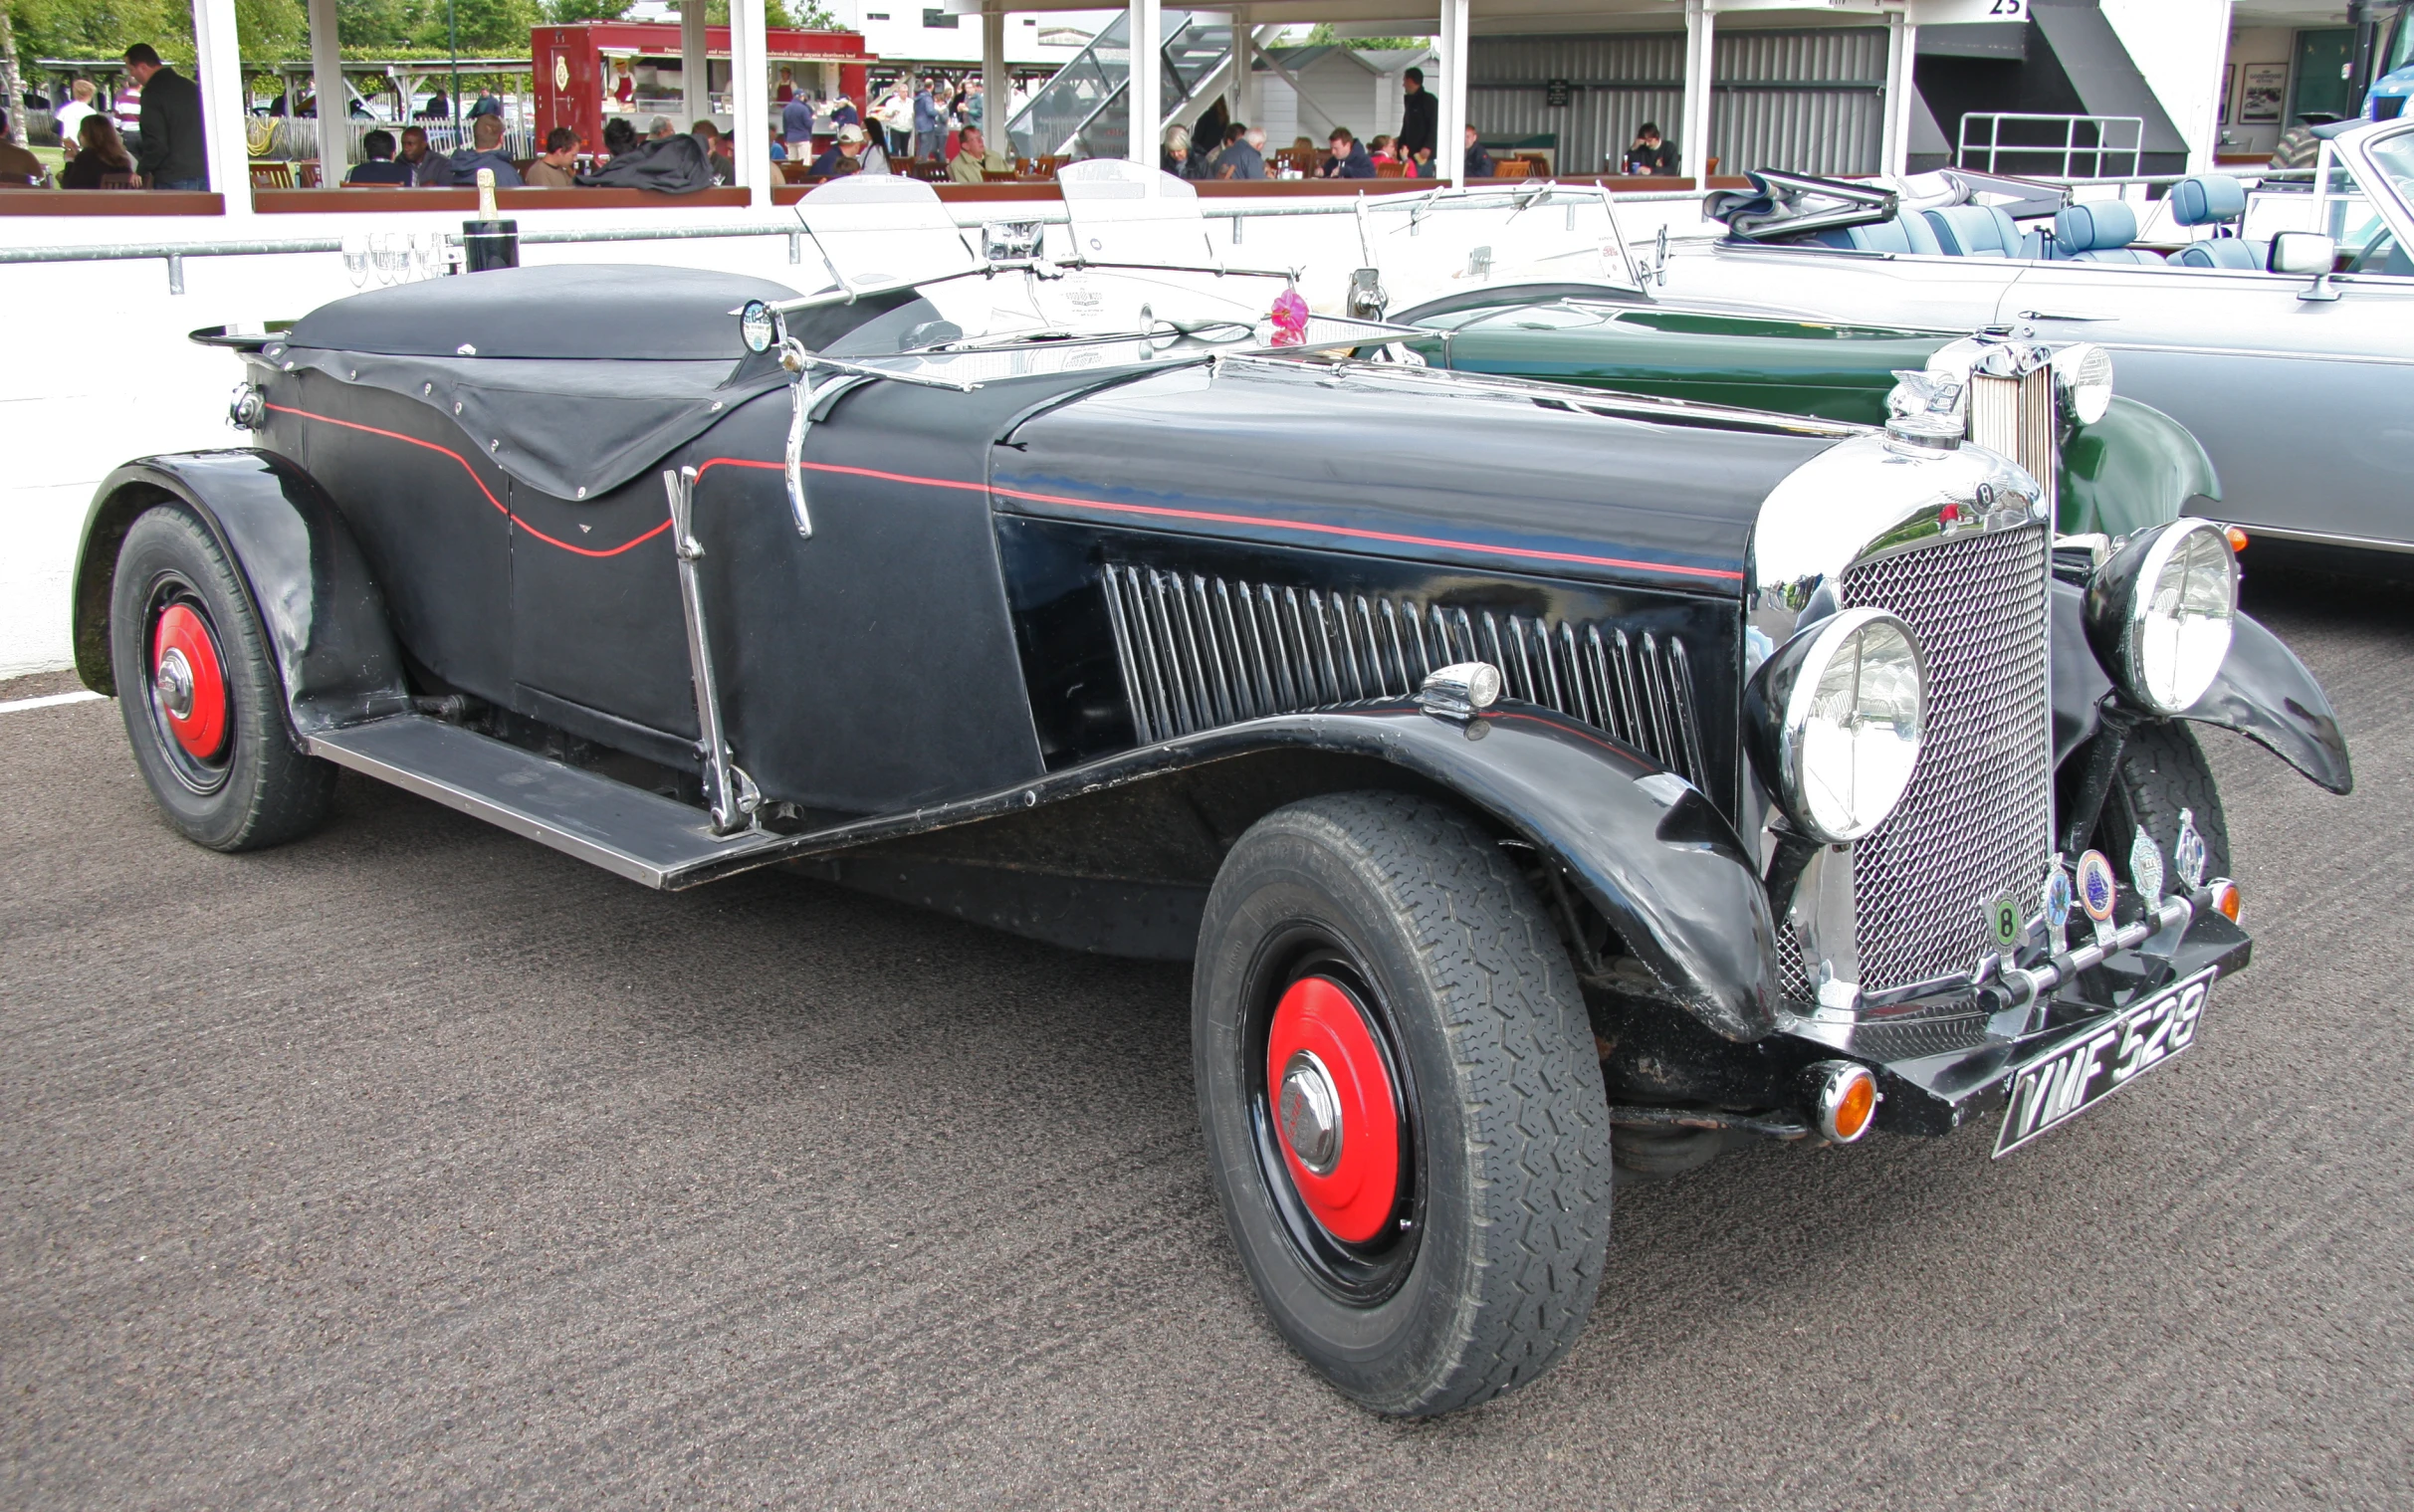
922;9;960;28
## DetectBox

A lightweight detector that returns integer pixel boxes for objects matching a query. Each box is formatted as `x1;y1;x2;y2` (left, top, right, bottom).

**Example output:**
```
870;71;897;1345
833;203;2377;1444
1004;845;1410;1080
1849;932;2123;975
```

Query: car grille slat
1774;526;2055;998
1102;563;1706;784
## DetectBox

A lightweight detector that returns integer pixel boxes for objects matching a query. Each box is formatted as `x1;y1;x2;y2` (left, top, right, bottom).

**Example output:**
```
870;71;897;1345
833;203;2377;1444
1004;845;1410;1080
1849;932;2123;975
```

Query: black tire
109;505;337;851
1193;791;1614;1416
2095;722;2231;886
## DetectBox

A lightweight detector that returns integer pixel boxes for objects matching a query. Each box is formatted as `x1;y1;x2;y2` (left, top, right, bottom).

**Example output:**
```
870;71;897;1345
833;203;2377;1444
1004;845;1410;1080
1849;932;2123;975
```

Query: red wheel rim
153;602;229;761
1266;975;1402;1243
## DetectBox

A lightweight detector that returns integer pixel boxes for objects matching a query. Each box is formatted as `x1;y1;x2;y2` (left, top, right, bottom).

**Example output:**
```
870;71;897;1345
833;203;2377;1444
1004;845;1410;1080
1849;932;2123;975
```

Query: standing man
780;88;814;155
121;44;206;190
912;76;943;160
1397;65;1436;168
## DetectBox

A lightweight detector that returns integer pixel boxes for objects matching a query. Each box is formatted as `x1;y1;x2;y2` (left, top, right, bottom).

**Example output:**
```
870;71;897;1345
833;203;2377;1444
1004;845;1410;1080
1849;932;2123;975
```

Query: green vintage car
1357;190;2216;540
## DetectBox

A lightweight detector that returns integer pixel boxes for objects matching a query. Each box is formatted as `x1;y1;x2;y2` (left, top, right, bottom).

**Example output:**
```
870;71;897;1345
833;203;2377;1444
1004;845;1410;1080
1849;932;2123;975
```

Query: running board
308;716;787;889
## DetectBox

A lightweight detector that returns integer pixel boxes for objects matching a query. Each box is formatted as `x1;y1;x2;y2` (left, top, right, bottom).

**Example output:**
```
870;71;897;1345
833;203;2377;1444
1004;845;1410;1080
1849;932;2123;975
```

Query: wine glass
340;234;369;288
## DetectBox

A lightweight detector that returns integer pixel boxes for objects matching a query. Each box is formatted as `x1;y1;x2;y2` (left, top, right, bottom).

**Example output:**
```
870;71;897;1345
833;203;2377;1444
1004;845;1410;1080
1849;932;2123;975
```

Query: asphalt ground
4;565;2411;1511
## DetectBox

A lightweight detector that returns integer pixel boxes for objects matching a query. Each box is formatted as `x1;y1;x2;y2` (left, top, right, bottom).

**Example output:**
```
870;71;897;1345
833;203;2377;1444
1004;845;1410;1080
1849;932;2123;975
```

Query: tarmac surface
4;565;2411;1510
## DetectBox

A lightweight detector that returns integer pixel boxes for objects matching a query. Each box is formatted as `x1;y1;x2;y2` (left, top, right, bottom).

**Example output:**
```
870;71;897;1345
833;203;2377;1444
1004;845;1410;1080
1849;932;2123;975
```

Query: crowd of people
1;46;1688;196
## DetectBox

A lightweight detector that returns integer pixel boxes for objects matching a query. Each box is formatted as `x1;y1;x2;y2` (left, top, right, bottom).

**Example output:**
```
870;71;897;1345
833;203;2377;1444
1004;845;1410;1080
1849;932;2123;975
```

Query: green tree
543;0;625;21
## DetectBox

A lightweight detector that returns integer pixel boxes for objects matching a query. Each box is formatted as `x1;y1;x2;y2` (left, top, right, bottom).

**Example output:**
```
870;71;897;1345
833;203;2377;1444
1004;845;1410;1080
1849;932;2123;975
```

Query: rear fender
74;450;409;739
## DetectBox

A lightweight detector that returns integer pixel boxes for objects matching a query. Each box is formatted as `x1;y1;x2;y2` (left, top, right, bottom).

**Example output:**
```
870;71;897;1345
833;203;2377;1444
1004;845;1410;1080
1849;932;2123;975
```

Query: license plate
1993;968;2217;1158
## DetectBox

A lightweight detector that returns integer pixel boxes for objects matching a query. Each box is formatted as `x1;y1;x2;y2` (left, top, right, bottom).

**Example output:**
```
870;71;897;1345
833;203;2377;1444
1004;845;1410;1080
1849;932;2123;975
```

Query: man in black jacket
123;44;207;190
1397;66;1436;166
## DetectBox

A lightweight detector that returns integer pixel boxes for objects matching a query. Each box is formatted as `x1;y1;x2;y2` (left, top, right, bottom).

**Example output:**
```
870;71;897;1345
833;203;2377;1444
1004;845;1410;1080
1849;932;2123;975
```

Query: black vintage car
73;181;2349;1416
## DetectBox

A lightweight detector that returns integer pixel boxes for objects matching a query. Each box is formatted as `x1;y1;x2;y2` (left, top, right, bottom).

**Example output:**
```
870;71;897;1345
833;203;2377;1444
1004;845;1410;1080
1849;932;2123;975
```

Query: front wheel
1194;792;1613;1416
2095;722;2231;886
108;505;337;851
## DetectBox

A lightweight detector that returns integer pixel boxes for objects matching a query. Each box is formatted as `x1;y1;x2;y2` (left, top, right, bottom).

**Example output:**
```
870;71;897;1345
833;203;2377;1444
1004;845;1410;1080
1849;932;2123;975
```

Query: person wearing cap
810;121;871;177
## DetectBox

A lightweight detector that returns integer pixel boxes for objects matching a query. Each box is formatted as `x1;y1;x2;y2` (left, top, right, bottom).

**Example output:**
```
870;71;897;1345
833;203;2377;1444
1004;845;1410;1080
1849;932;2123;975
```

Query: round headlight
2050;341;2114;426
739;299;778;354
1745;607;1928;845
2085;519;2238;715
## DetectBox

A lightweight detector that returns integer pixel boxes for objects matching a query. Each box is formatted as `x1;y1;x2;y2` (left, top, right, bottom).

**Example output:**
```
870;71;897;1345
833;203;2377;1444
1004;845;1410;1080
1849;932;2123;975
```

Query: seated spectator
59;113;133;188
344;128;412;184
447;113;524;187
647;115;675;140
1369;134;1396;165
809;121;872;178
1162;123;1191;178
1321;127;1374;179
599;115;638;160
1216;123;1265;181
691;119;734;182
0;109;53;187
768;125;786;163
1622;122;1677;176
580;124;715;192
948;124;1005;183
525;126;580;187
1463;124;1492;179
396;125;451;187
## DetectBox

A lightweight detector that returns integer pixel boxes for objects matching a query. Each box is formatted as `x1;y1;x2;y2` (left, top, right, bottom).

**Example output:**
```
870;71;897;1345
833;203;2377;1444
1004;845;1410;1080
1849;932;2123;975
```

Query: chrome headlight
2084;519;2238;715
2050;341;2114;426
1745;608;1928;844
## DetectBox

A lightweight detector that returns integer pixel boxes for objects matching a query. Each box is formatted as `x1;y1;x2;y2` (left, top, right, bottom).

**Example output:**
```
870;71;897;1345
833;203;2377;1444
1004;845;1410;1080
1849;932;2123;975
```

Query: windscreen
1358;187;1639;306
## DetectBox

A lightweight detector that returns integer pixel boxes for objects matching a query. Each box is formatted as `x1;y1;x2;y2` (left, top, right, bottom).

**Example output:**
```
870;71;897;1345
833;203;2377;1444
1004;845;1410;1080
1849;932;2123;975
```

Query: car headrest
1921;204;2022;256
2169;174;2247;227
2053;200;2138;253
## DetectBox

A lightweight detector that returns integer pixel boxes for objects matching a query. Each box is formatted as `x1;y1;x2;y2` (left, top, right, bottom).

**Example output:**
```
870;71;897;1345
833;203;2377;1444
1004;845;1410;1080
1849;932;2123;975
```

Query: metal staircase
1005;10;1235;161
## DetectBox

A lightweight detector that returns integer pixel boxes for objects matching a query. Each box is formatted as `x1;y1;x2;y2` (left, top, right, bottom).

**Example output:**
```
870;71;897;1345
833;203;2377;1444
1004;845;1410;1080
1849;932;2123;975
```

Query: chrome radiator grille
1777;526;2054;997
1100;563;1707;784
1968;368;2058;522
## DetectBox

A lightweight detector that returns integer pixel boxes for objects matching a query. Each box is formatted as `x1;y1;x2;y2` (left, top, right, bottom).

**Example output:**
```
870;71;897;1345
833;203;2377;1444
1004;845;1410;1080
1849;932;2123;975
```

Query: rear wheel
1194;791;1613;1416
109;506;336;851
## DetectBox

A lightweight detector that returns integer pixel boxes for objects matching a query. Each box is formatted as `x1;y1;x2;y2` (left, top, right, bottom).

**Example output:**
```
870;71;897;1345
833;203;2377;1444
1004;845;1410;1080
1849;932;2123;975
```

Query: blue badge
2076;849;2118;922
2043;866;2074;932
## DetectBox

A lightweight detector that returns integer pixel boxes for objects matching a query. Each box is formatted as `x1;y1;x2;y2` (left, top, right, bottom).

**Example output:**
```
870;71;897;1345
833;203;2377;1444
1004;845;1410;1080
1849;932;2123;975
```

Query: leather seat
1919;204;2033;258
2167;173;2266;271
2048;200;2166;264
1813;213;1945;255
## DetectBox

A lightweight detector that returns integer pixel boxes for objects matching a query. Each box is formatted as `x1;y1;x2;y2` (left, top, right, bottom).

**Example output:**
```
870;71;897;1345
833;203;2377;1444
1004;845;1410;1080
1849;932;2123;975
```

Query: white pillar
1880;9;1917;177
307;0;345;180
1438;0;1468;187
731;0;770;206
1681;0;1715;187
190;0;251;213
1126;0;1162;167
1230;10;1254;125
681;0;709;130
983;7;1008;157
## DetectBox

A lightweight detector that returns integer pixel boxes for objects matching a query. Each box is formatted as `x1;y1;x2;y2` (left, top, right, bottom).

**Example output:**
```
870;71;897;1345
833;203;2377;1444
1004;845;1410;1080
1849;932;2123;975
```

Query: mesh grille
1776;526;2054;996
1101;563;1707;784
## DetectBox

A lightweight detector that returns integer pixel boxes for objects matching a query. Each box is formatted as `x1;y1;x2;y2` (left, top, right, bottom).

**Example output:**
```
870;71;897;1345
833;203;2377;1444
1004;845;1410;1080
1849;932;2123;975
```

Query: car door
1656;239;2020;333
1998;246;2414;547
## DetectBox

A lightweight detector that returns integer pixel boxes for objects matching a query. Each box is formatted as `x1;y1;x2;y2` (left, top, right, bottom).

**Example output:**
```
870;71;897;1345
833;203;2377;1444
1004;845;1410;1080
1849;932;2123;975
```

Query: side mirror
1347;266;1388;320
2268;230;2337;275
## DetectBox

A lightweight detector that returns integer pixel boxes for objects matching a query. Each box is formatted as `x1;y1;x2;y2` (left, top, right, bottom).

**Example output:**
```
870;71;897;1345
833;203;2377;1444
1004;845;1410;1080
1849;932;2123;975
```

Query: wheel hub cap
1277;1051;1343;1176
153;603;229;760
1267;975;1401;1243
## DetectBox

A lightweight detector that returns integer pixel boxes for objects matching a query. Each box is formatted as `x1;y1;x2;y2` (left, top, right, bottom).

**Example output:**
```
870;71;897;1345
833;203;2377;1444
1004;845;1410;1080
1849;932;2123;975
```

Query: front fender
759;701;1784;1042
74;450;409;739
2180;610;2353;794
2059;395;2220;538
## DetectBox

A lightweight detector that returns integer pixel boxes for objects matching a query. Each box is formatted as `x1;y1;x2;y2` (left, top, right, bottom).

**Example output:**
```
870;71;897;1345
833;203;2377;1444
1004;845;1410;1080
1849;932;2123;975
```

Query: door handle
2018;309;2116;322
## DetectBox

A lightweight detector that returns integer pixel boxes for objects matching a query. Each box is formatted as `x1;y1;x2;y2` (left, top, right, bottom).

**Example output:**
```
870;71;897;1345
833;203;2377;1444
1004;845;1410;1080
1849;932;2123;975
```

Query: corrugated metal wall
1469;28;1885;175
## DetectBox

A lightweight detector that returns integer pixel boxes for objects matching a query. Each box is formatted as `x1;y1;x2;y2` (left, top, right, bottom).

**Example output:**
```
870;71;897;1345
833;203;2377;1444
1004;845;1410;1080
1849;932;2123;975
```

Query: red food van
533;21;875;153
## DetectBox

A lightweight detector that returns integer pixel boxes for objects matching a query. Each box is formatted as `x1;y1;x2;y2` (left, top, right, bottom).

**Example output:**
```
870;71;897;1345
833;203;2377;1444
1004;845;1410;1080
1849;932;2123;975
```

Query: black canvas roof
286;264;803;361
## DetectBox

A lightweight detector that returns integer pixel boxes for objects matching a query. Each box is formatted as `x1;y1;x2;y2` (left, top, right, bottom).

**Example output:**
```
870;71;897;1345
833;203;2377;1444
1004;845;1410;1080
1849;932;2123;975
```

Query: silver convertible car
1652;119;2414;559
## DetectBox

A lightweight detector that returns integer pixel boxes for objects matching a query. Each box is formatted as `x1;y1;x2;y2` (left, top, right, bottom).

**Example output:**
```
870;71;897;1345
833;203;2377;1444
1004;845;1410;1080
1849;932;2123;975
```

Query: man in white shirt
54;81;100;156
